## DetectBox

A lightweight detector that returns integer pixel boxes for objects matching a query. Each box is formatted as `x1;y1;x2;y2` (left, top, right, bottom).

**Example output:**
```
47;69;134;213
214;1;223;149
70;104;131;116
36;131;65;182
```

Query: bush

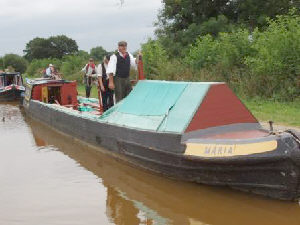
24;55;88;82
245;10;300;100
141;39;168;79
60;55;88;81
90;46;108;61
1;54;28;73
25;58;62;77
185;34;220;69
185;29;253;71
184;30;253;83
182;11;300;100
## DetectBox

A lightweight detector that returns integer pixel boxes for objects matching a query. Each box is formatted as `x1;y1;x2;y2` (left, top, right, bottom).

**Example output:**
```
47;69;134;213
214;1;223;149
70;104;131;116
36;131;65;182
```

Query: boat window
6;75;14;86
0;77;3;88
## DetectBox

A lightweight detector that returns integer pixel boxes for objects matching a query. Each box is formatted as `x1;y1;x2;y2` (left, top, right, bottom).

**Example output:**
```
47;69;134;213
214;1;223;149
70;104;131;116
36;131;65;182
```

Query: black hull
23;100;300;200
0;88;23;102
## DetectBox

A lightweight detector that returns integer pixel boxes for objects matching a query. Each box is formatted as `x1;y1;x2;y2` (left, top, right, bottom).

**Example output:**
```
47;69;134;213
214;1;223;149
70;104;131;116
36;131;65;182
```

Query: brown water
1;103;300;225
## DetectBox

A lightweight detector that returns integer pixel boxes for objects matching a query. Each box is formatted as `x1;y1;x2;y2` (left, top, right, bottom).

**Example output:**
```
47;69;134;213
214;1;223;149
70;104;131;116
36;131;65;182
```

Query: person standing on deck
107;41;140;102
81;58;97;98
97;55;114;111
45;64;54;78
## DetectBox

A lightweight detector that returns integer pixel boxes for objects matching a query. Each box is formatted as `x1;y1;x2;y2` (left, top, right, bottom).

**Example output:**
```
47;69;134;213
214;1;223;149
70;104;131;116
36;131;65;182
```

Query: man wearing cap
81;58;97;98
107;41;140;102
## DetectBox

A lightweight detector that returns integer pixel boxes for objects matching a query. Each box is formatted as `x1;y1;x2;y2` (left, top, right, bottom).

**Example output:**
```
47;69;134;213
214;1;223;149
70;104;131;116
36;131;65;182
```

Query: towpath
260;122;300;133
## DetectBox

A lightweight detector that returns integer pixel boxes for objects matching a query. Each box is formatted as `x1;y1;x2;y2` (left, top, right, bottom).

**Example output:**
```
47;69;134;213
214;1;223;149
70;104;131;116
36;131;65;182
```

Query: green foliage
185;29;253;72
196;15;235;37
60;55;88;81
1;54;28;73
141;39;168;78
90;46;108;61
142;10;300;101
185;35;220;69
243;98;300;127
24;54;88;82
156;0;299;56
76;50;90;59
77;84;98;98
23;38;55;61
156;15;235;56
231;0;297;28
25;58;62;77
24;35;78;61
245;11;300;100
48;35;78;58
158;0;298;31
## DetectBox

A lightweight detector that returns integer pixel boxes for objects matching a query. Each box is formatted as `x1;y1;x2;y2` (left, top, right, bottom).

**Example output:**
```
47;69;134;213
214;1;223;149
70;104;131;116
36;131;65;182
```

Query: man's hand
100;84;105;92
108;74;115;90
109;81;115;90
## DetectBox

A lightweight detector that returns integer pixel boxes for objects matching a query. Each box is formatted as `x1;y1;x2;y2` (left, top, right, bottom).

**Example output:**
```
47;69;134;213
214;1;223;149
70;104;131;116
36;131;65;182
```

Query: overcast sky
0;0;162;56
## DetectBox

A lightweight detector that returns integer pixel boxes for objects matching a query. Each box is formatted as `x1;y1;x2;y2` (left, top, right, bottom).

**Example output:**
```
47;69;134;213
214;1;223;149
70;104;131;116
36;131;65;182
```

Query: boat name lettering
204;145;235;155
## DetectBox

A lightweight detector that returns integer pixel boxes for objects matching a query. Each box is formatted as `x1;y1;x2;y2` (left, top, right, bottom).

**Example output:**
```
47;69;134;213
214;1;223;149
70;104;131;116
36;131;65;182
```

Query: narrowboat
22;78;300;200
0;72;25;101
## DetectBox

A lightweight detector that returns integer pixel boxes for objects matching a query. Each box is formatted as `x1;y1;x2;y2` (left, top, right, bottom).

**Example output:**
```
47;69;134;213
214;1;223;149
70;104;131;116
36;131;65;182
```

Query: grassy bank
243;99;300;128
77;84;98;98
77;84;299;127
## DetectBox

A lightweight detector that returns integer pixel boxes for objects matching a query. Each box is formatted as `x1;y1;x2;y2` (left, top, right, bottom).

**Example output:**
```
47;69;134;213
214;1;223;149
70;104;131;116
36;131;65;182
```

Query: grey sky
0;0;162;56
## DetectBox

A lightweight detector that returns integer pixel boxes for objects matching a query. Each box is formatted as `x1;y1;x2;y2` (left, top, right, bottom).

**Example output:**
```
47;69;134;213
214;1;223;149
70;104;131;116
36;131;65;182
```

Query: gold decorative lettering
204;146;211;154
218;146;223;154
228;146;233;154
211;146;216;155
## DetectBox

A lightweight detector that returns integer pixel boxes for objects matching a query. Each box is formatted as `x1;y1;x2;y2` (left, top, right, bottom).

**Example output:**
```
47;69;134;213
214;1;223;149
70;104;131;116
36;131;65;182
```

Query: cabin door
48;86;61;104
42;87;48;103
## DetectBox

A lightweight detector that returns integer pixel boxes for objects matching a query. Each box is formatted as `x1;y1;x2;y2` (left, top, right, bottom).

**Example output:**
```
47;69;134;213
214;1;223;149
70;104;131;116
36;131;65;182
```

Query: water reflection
25;115;300;225
1;102;300;225
26;117;170;225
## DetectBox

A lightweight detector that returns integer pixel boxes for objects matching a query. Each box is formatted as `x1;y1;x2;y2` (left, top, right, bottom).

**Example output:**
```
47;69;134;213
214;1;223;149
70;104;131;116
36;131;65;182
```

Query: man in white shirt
45;64;54;78
81;58;97;98
106;41;140;102
97;55;114;111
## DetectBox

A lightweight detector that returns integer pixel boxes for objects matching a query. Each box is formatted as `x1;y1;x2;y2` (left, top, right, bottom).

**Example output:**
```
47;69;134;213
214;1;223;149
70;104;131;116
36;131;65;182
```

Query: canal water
1;102;300;225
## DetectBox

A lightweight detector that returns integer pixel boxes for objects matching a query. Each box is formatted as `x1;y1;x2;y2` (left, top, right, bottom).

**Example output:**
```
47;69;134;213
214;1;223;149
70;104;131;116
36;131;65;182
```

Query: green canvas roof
99;80;220;133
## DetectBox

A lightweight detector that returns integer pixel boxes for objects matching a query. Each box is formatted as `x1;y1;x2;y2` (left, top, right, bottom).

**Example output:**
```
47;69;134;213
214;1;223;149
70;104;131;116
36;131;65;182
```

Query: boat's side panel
24;100;300;200
60;82;78;106
0;88;23;101
25;100;185;154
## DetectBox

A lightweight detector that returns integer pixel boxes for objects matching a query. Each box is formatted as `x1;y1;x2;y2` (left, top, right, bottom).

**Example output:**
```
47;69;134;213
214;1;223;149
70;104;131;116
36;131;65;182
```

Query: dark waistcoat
101;63;107;80
116;52;131;78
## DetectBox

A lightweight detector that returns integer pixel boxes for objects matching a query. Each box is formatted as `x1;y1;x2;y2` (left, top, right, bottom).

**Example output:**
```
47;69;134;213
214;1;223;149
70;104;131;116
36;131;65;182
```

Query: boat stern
182;131;300;200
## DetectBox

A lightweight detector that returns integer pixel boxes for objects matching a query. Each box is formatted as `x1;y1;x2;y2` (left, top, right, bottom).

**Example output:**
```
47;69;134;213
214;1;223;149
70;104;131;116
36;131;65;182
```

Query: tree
141;39;168;77
23;38;55;61
158;0;297;32
155;0;299;56
90;46;108;61
2;54;28;73
24;35;78;60
49;35;78;58
76;50;90;59
156;14;235;56
230;0;298;28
